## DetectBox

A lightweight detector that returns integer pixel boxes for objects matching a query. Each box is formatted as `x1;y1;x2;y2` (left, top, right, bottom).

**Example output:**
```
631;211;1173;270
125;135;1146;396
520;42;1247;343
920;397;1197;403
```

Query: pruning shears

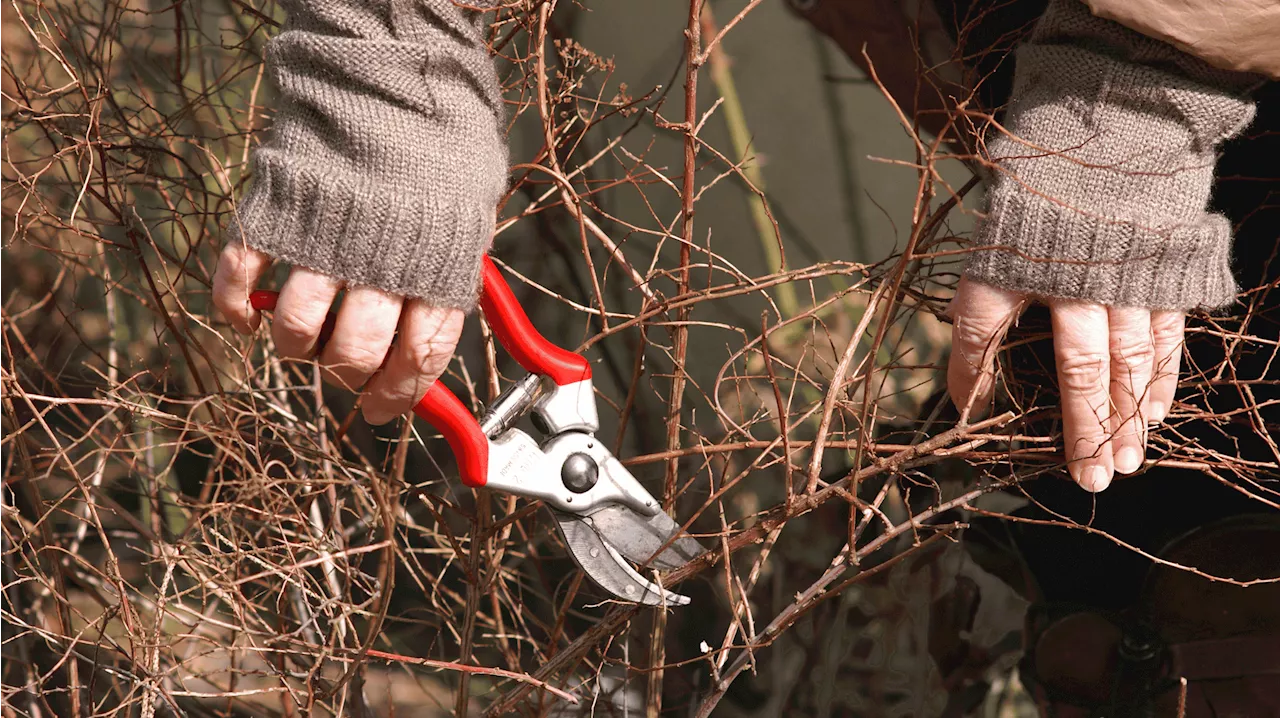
250;256;705;605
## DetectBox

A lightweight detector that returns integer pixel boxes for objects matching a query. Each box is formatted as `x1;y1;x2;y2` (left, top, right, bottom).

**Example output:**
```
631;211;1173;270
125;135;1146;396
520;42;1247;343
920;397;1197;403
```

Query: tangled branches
4;0;1277;716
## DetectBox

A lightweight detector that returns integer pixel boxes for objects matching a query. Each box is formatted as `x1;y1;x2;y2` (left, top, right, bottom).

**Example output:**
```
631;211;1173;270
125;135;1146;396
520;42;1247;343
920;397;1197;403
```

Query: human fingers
361;300;465;425
318;285;403;393
1148;311;1185;423
272;267;342;360
1051;301;1114;492
1107;306;1154;475
212;243;273;334
947;277;1025;419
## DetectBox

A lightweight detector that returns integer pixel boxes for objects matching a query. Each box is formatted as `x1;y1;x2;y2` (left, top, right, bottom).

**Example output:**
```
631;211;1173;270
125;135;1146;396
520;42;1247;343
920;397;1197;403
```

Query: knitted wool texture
229;0;507;310
965;0;1258;311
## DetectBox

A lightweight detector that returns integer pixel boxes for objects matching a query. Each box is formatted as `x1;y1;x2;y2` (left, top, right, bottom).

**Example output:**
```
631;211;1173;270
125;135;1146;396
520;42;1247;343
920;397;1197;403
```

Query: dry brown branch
4;0;1276;716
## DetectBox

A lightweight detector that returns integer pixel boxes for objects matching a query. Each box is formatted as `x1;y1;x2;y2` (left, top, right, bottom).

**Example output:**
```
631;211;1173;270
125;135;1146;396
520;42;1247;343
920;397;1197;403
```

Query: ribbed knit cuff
965;190;1238;310
962;0;1255;312
226;0;508;311
230;155;494;311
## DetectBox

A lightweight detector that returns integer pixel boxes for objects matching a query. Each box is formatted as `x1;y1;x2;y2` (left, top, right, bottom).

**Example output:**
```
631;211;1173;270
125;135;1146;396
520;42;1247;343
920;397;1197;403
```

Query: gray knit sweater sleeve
963;0;1258;311
230;0;508;310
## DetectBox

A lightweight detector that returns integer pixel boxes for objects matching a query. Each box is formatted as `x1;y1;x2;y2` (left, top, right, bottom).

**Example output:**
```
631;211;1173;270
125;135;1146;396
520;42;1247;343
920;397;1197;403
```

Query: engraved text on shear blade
496;436;540;485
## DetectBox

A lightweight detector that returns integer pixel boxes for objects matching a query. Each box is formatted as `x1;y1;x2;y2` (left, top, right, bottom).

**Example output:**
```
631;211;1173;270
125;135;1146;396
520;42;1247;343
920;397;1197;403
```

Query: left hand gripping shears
250;257;705;606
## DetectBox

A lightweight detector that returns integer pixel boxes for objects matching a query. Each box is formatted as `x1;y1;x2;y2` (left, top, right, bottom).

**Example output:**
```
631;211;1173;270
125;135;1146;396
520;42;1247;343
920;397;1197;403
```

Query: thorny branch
3;0;1276;716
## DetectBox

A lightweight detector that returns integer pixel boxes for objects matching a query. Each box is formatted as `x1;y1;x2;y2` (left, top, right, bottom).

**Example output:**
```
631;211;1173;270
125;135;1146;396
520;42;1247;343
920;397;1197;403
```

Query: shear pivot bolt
562;453;599;493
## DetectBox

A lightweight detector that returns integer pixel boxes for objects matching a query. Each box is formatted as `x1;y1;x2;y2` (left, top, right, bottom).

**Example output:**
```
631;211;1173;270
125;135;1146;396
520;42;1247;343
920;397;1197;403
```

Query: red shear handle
480;257;591;386
413;383;489;488
248;290;279;311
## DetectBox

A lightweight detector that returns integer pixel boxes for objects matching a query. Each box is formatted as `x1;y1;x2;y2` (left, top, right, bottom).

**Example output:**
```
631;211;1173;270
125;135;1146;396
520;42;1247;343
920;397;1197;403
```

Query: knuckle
328;341;386;376
1151;316;1184;344
1109;335;1154;371
401;335;454;379
217;244;249;274
274;304;322;345
1057;351;1108;392
952;320;1002;361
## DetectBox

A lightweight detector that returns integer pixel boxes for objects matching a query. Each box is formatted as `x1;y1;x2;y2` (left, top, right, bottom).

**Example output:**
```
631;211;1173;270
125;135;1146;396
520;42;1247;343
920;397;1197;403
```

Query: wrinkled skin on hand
212;243;464;426
947;277;1186;492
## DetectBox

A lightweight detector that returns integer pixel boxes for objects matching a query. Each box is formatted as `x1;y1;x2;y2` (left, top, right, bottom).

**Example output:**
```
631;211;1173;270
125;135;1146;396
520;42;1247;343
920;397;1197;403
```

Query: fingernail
1150;401;1167;423
1114;447;1143;475
363;411;389;426
1077;466;1112;493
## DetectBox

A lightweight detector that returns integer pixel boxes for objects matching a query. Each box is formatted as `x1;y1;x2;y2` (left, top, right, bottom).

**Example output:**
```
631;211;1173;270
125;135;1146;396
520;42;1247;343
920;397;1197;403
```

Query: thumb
946;277;1025;418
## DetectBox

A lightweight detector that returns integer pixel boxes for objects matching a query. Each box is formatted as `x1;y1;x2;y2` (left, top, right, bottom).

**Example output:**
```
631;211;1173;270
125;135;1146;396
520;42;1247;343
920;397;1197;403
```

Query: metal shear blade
555;512;691;606
579;505;706;571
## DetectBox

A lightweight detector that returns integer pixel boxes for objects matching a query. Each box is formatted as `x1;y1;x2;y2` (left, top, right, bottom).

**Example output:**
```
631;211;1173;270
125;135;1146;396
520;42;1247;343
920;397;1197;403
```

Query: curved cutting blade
581;505;706;571
555;512;691;606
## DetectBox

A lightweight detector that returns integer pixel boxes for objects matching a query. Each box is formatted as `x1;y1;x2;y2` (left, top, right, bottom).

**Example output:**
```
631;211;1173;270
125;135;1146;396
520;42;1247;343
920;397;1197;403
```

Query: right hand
212;242;464;425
